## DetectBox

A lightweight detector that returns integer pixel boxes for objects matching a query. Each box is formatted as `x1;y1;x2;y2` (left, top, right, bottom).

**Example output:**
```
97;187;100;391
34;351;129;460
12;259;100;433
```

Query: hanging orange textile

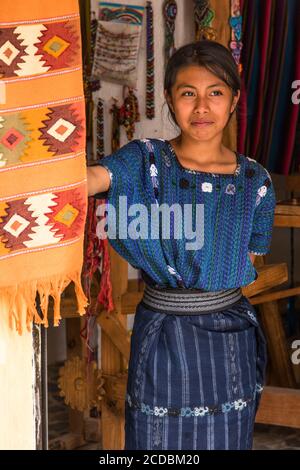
0;0;88;333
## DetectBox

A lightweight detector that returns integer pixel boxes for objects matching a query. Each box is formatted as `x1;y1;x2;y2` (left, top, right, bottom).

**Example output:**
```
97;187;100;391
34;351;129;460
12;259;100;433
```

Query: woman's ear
164;90;174;113
230;89;241;114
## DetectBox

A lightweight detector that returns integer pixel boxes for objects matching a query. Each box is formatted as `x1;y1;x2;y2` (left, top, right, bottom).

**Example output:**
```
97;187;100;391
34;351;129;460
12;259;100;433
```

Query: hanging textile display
241;0;300;173
229;0;243;74
0;0;88;333
163;0;177;68
194;0;216;41
119;87;140;141
146;1;155;119
92;2;145;88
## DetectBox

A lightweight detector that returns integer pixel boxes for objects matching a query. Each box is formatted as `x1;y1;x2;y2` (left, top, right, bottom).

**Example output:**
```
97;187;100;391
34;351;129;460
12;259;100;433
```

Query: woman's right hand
87;165;111;197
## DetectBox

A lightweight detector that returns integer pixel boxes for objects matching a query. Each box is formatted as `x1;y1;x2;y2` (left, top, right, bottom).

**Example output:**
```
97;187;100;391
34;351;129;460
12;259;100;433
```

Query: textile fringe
1;271;88;335
97;238;114;313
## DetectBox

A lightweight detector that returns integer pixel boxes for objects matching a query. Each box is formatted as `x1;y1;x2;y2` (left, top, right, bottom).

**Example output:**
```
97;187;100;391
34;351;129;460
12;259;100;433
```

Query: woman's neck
171;133;227;163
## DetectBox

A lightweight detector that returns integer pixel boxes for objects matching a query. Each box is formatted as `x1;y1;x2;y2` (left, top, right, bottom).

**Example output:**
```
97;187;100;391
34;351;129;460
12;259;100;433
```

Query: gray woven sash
141;284;243;315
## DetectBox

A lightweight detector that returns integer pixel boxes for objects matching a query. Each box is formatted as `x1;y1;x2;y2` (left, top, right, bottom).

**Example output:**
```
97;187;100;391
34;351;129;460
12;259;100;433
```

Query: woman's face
165;65;240;142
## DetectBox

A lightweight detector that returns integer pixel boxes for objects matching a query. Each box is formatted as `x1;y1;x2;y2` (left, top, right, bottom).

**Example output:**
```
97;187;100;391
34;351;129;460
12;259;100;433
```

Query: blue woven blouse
97;138;276;291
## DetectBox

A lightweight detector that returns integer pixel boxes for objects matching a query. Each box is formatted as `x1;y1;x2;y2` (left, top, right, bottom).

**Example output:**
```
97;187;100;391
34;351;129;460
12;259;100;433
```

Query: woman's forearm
87;166;111;197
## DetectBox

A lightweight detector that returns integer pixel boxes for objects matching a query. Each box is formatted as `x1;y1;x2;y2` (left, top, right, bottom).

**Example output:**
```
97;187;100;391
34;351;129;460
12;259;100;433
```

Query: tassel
1;272;88;335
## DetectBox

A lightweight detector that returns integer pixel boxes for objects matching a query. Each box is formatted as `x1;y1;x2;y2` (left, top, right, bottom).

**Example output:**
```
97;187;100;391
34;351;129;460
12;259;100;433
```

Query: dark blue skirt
124;295;267;450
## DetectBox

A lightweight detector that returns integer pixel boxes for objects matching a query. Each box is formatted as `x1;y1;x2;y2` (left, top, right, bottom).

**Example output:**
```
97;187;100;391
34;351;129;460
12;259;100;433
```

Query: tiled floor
253;424;300;450
48;362;300;450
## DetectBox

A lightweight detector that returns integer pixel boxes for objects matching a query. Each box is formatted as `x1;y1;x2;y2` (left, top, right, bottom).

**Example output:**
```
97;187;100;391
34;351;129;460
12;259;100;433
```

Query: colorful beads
229;0;243;73
146;2;155;119
163;0;177;67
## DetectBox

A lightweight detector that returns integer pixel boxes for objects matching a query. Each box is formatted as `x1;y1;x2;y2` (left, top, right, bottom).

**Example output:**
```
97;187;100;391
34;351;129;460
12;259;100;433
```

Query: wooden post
100;245;128;450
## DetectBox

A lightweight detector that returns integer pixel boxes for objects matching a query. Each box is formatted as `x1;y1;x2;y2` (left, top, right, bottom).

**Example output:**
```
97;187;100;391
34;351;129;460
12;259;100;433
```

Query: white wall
0;300;35;449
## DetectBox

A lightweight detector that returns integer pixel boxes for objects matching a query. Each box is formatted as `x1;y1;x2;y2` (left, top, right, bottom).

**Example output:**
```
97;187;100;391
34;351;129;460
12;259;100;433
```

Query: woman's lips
191;121;214;127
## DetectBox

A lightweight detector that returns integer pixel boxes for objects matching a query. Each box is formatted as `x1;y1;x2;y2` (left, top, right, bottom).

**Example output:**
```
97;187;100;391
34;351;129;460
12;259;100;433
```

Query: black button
149;152;155;164
179;178;190;189
245;169;255;178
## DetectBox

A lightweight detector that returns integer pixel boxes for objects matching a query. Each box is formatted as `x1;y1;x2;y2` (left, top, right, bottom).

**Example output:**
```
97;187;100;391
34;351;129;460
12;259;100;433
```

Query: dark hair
164;40;241;127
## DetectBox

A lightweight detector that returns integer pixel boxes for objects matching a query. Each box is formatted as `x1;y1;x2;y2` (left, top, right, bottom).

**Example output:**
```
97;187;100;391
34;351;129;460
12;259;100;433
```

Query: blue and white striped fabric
124;295;266;450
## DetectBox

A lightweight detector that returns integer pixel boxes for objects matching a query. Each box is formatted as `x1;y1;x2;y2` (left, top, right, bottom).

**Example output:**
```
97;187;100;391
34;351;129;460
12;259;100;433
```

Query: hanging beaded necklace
110;98;121;152
146;1;155;119
96;98;105;160
119;87;140;141
163;0;177;68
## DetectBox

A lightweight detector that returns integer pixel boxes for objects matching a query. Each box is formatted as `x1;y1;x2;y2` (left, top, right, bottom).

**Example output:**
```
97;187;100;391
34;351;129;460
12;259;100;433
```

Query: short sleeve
94;140;143;200
248;170;276;255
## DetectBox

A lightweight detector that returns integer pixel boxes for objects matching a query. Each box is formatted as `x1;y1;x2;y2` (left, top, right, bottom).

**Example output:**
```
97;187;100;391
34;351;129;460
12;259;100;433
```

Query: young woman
87;40;276;450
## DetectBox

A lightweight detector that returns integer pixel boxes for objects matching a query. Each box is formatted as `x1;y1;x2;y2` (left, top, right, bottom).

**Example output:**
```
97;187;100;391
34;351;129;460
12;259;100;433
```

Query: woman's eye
182;91;194;97
210;90;223;96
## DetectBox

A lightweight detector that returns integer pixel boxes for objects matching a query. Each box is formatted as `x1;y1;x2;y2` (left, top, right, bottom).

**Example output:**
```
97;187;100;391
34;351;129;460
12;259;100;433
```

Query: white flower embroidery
167;265;183;282
246;157;257;163
257;185;267;197
194;406;209;417
247;310;257;323
150;164;158;177
234;399;247;411
202;182;213;193
154;406;168;417
225;183;236;195
167;265;177;276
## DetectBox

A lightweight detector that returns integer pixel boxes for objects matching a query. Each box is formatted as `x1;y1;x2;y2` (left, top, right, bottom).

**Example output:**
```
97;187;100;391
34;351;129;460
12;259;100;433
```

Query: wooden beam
258;301;296;388
285;174;300;192
274;215;300;228
242;263;288;298
256;386;300;428
48;432;85;450
66;318;86;437
121;291;143;315
250;284;300;305
97;310;131;362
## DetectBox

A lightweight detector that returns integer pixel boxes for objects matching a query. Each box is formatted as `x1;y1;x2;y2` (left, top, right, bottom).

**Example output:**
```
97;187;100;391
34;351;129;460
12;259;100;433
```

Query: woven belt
141;284;243;315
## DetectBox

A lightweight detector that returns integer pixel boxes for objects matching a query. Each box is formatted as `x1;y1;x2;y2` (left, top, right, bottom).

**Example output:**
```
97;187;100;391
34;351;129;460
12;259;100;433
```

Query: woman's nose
194;96;209;113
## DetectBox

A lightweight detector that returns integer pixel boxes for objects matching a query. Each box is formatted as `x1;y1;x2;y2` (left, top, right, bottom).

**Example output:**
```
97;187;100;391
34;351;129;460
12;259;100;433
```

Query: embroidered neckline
164;140;242;178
